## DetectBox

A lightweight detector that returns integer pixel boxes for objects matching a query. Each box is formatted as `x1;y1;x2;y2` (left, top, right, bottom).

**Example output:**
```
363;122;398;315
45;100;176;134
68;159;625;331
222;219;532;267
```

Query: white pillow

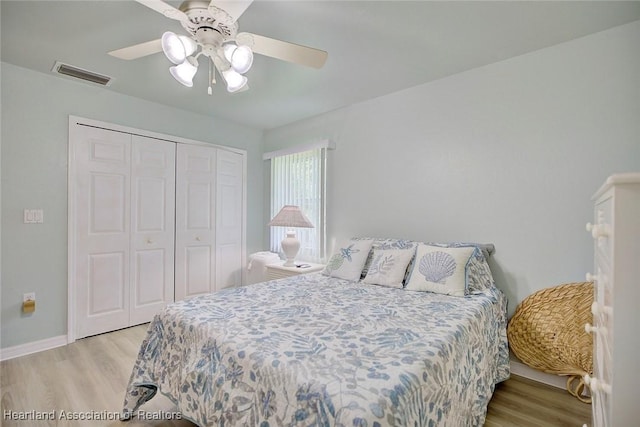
362;247;415;288
405;244;475;296
323;239;373;281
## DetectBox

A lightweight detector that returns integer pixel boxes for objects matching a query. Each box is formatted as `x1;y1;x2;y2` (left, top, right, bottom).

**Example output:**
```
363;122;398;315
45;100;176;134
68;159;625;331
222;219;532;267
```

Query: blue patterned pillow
405;244;475;296
355;237;417;278
362;247;416;288
323;239;373;281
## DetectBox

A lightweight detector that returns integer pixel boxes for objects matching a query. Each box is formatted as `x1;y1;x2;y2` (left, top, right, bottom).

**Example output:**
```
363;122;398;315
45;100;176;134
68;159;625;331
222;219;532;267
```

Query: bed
122;240;510;426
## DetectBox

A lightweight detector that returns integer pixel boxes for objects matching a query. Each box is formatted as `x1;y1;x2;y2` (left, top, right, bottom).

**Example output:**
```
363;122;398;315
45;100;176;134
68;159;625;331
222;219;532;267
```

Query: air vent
51;61;113;86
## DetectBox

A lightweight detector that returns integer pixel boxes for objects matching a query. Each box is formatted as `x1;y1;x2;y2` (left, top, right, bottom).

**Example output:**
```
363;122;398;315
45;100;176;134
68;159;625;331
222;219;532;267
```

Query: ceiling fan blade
237;32;328;69
108;39;163;60
135;0;189;22
209;0;254;23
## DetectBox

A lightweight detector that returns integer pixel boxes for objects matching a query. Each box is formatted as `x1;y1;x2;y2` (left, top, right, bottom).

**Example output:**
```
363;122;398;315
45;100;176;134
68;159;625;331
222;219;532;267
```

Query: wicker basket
507;282;594;403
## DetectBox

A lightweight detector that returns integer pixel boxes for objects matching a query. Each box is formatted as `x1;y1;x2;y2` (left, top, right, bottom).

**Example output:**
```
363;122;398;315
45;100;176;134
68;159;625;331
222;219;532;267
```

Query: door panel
130;136;176;325
185;246;212;295
74;126;131;338
90;173;127;233
216;150;244;289
88;252;126;315
134;249;166;304
175;144;217;300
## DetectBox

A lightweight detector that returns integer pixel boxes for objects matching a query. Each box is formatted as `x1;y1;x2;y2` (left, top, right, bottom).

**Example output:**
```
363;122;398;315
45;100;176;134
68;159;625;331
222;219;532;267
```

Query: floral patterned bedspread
122;273;509;426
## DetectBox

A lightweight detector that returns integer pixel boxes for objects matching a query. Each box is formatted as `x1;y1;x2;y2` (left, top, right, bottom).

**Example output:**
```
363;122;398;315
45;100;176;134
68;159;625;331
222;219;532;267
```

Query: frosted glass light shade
169;57;198;87
178;36;197;56
162;32;187;65
222;69;248;93
223;44;253;74
162;32;197;65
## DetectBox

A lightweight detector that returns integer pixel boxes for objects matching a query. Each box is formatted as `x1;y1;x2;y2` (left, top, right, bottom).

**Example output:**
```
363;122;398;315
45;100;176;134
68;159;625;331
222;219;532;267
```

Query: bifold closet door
175;144;217;300
73;126;175;338
215;150;244;289
129;135;176;325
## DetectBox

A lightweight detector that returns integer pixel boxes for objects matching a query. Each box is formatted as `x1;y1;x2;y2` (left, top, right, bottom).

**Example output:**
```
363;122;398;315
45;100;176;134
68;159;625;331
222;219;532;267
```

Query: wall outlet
23;292;36;314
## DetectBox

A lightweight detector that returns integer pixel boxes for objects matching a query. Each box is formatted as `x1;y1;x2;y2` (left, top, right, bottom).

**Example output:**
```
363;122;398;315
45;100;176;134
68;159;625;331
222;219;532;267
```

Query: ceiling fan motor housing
179;1;238;40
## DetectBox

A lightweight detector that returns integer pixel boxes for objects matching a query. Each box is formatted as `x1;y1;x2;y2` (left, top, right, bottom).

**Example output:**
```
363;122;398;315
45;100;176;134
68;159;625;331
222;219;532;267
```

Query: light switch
23;209;44;224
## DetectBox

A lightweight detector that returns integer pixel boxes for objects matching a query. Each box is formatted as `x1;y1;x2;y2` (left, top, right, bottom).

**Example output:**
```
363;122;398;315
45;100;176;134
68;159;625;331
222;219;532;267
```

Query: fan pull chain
208;58;216;95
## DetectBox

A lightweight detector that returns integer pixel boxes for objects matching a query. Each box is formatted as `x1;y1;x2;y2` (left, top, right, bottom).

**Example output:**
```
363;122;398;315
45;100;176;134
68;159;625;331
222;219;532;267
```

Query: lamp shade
268;205;314;228
268;206;314;267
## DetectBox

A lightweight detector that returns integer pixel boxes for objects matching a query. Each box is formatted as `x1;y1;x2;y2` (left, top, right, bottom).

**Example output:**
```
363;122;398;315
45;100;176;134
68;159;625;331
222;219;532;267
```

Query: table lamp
268;205;314;267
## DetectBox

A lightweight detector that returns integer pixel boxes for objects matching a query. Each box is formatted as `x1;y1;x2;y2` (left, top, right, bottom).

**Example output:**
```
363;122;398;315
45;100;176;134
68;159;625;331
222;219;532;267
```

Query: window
266;144;329;263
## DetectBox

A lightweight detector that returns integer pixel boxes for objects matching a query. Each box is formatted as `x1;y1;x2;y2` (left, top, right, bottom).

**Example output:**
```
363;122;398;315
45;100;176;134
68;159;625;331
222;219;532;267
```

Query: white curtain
270;148;326;262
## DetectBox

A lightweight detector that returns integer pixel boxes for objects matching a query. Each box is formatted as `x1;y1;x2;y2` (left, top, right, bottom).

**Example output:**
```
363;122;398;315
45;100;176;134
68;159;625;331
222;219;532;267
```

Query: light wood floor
1;325;591;426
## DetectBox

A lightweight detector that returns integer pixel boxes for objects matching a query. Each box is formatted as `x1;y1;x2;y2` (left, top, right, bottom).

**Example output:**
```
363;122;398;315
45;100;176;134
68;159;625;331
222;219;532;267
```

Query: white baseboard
0;335;68;361
510;358;567;389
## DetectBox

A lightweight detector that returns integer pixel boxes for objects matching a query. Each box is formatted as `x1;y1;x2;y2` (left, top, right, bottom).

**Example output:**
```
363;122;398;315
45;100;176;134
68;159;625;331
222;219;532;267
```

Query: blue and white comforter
123;273;509;426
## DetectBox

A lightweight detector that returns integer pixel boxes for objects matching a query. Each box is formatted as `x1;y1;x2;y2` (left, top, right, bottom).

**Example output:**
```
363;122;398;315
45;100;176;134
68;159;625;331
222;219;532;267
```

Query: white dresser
584;173;640;427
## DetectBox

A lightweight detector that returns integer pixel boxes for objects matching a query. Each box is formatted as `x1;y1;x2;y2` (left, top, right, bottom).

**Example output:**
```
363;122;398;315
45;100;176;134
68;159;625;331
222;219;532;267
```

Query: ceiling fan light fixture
222;69;248;93
178;35;198;56
223;43;253;74
169;57;198;87
162;31;187;64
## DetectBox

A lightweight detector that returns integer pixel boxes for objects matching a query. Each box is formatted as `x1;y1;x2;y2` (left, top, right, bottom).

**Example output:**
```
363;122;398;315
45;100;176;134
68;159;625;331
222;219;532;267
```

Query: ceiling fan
109;0;328;94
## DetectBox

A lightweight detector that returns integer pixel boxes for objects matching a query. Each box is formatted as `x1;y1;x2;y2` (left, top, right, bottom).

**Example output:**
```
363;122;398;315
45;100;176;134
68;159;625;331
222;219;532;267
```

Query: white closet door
175;144;217;300
216;150;244;289
129;136;176;325
74;126;132;338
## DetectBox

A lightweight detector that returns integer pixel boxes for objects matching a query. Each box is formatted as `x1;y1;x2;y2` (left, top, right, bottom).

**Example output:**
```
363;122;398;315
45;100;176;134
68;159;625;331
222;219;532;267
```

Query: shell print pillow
405;244;475;296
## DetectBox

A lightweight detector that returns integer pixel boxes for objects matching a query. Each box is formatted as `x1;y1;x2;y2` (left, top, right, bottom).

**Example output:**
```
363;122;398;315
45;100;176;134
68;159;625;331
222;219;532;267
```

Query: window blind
270;148;326;262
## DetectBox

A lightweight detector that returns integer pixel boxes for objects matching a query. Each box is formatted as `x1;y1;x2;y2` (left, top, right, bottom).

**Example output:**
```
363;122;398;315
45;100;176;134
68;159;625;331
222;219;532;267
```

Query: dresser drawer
593;194;613;264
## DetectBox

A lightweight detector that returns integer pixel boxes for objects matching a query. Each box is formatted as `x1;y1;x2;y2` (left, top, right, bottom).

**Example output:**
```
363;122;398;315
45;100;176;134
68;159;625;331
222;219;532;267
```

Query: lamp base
281;230;300;267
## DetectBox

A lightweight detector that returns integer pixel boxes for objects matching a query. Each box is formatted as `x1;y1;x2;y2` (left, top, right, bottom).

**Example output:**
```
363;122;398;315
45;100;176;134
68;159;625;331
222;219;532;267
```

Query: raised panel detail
138;149;167;168
88;252;125;315
186;246;211;295
90;173;126;233
134;249;165;306
220;184;239;230
187;182;211;229
186;154;212;173
90;140;126;162
135;177;166;232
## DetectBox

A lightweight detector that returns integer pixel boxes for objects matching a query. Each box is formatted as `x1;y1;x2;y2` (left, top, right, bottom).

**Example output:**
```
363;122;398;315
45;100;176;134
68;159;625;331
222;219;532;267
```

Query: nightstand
265;262;325;280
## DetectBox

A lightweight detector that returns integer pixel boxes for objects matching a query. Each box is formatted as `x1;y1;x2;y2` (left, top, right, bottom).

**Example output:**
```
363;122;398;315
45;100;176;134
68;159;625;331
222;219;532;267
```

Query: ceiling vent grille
51;61;113;86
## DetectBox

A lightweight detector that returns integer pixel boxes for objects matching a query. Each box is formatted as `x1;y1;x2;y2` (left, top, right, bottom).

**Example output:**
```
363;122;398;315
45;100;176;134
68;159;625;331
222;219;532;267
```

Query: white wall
264;20;640;314
0;62;265;349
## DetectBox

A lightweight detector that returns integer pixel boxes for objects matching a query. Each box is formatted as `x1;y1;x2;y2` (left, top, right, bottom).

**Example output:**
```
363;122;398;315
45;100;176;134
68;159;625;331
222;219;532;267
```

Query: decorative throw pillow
357;237;416;278
405;244;475;296
362;247;416;288
323;239;373;281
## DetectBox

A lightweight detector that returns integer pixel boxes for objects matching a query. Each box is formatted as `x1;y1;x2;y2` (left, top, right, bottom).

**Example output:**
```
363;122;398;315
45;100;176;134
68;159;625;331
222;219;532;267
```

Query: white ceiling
2;1;640;130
